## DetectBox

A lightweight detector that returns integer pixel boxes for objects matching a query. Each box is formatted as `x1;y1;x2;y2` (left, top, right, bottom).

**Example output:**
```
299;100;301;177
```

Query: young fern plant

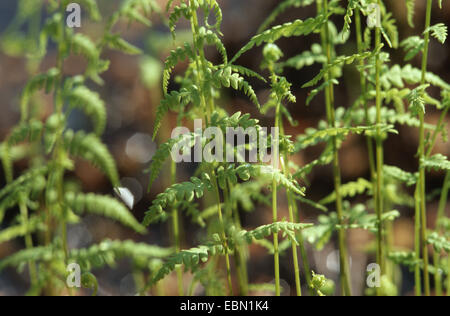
145;0;319;296
0;0;165;296
147;0;264;296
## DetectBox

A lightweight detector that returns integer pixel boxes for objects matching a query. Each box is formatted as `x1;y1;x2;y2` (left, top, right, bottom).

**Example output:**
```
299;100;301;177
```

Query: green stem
374;1;386;294
434;171;450;296
211;171;234;296
19;195;38;287
292;200;314;296
320;0;352;296
171;160;184;296
355;9;376;181
280;126;302;296
272;99;281;297
418;0;433;296
225;183;248;296
414;188;422;296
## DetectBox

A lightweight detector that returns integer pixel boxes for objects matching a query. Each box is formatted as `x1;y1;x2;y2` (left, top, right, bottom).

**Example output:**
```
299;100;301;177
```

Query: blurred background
0;0;449;296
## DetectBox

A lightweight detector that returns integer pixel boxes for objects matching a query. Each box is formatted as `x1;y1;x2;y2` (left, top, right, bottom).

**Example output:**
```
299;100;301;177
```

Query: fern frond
168;3;191;39
319;178;372;204
421;154;450;172
77;0;102;21
20;68;60;121
212;67;260;108
342;0;360;37
144;173;214;225
235;221;313;246
405;0;415;27
388;251;421;271
198;27;227;64
303;45;382;88
63;130;119;186
104;33;142;55
153;86;200;139
425;23;448;45
427;232;450;253
296;125;396;151
70;33;100;72
7;120;43;146
230;65;266;83
163;43;195;94
0;217;41;244
400;36;424;61
278;44;326;71
0;246;54;271
0;167;47;201
200;0;223;35
146;133;194;191
65;192;146;234
231;15;328;64
69;239;173;270
150;242;225;285
257;0;315;33
66;86;107;136
383;165;418;186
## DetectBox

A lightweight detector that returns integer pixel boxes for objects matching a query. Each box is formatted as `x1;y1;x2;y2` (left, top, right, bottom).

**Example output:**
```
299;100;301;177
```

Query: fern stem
19;194;38;287
418;0;433;296
272;99;281;297
355;9;376;181
170;160;184;296
211;171;234;296
426;106;449;158
414;188;422;296
292;200;314;296
279;125;302;296
434;170;450;296
225;182;248;296
374;0;386;292
319;0;352;296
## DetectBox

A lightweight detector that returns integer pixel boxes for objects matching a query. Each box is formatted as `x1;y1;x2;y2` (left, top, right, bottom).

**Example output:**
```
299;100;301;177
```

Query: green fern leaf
427;232;450;253
66;86;107;136
319;178;373;205
405;0;415;27
425;23;448;44
231;15;328;64
163;43;195;94
383;165;418;186
421;154;450;172
257;0;315;33
70;239;173;270
104;34;142;55
65;192;146;234
63;130;119;186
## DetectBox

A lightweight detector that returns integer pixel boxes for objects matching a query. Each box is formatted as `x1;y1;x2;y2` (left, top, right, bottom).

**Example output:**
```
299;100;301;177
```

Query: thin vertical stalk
355;9;376;180
272;98;281;297
414;189;422;296
418;0;433;296
171;160;184;296
225;183;248;296
279;124;302;296
211;171;234;296
374;1;386;294
19;195;38;287
319;0;352;296
434;171;450;296
292;200;314;295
